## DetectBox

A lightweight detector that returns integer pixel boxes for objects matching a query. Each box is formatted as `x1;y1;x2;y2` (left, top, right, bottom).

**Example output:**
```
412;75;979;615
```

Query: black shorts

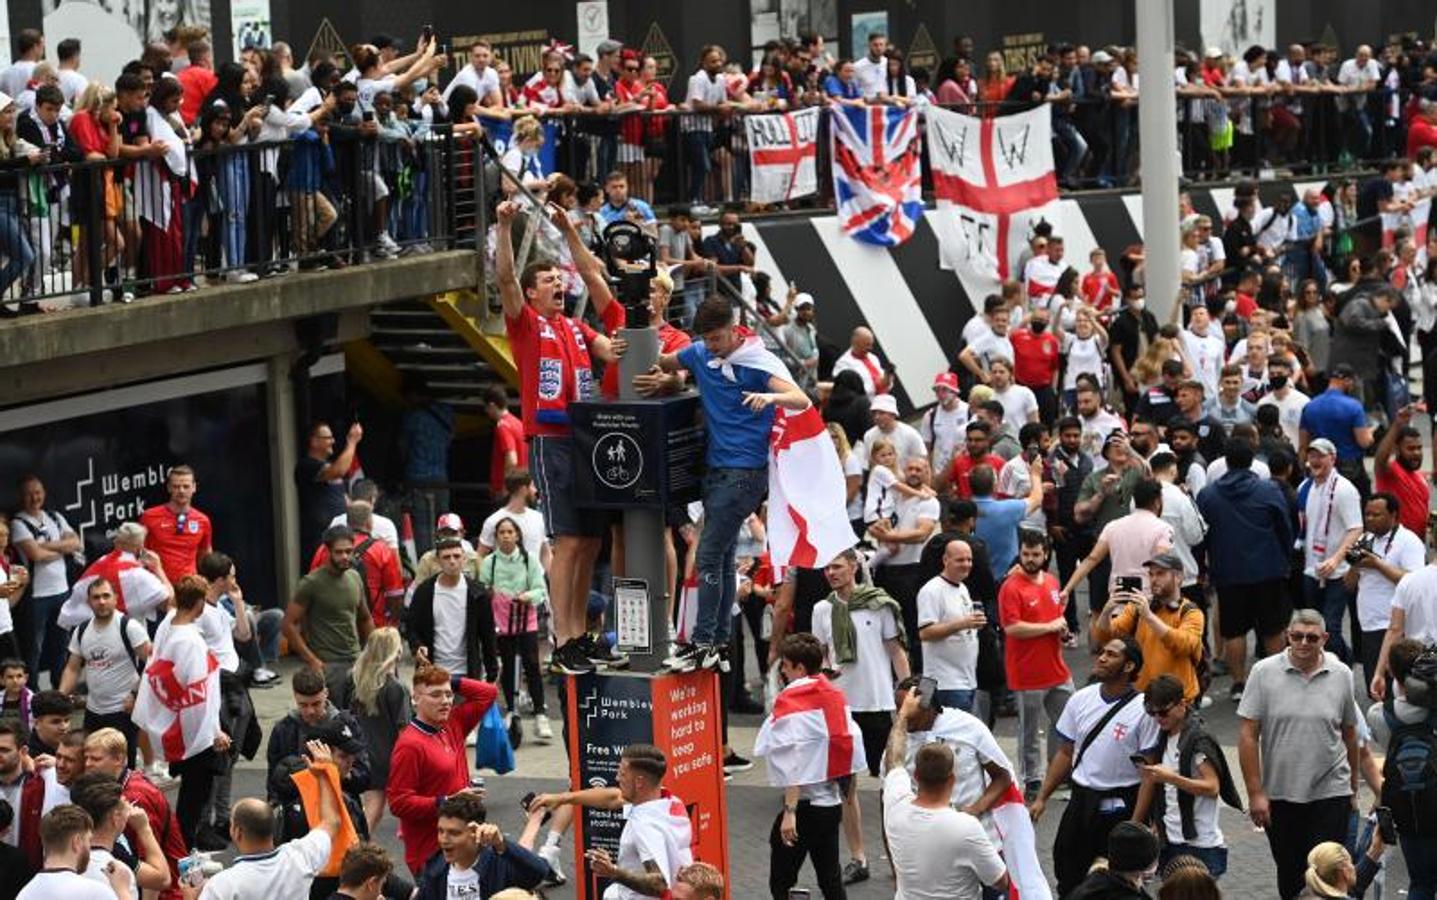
1216;579;1290;640
530;435;611;539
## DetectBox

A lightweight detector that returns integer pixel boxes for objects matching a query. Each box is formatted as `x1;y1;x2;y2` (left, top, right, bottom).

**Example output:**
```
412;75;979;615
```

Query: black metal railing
0;124;476;315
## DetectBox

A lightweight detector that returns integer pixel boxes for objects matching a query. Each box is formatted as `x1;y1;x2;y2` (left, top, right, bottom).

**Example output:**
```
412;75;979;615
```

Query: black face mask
1030;319;1048;334
1268;375;1288;390
336;101;356;116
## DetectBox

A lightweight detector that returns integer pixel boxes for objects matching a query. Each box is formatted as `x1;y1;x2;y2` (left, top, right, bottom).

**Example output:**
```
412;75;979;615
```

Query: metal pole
616;322;669;672
1136;0;1181;323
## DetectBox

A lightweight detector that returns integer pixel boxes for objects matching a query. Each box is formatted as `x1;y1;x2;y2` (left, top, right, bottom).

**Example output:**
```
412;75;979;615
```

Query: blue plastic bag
475;704;516;774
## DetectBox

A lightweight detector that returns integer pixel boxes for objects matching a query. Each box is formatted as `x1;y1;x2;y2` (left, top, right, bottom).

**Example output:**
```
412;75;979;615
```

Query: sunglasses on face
1144;703;1177;717
1288;631;1324;644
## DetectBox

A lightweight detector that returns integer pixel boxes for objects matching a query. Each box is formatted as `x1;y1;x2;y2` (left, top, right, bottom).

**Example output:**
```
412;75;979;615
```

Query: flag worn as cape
753;675;867;785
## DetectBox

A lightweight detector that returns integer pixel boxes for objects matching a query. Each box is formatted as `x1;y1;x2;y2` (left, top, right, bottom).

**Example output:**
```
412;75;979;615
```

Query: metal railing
484;84;1401;209
0;124;480;315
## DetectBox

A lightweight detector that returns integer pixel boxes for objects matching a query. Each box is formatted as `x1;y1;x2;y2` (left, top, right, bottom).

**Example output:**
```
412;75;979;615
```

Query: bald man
916;539;987;712
833;327;893;397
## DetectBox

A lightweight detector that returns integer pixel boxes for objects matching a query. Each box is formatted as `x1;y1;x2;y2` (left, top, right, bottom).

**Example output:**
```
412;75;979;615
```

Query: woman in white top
1047;267;1084;332
0;520;28;659
352;37;440;110
1061;306;1109;410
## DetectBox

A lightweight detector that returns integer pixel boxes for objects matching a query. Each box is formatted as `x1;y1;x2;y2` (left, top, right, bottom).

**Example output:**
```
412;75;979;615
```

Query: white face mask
1130;299;1146;312
1224;299;1237;314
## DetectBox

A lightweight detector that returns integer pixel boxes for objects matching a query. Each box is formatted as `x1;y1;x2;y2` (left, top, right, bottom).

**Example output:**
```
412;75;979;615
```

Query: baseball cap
932;372;959;394
1144;551;1184;571
1307;438;1338;457
871;394;899;415
314;719;366;755
1330;362;1358;380
436;513;465;532
794;292;815;308
1204;47;1225;59
1091;50;1114;64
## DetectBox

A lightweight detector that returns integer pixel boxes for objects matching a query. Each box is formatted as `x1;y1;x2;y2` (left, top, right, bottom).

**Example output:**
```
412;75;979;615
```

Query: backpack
1380;698;1437;834
1178;601;1213;698
348;536;381;598
75;613;142;676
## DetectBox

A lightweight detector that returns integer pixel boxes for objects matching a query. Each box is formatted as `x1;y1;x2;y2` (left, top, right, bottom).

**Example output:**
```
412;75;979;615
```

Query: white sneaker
535;714;553;743
146;761;174;787
225;270;259;284
252;667;280;685
377;232;401;255
538;843;567;885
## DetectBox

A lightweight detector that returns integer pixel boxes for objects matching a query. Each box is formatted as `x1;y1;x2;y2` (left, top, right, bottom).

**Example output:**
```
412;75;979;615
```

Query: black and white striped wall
731;176;1332;414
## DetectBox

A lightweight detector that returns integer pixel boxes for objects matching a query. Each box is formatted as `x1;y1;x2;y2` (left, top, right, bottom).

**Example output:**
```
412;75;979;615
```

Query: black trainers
722;751;753;774
549;640;597;675
662;642;704;673
579;632;631;669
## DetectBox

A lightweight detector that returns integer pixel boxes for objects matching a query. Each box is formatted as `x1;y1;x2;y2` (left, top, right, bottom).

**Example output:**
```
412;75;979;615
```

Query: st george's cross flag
830;104;924;246
754;675;867;785
927;103;1061;281
133;623;222;763
746;107;820;204
707;336;854;571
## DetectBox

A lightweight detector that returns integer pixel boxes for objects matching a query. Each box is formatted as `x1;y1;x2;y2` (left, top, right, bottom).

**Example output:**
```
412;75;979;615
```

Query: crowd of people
1;20;1436;312
8;12;1437;900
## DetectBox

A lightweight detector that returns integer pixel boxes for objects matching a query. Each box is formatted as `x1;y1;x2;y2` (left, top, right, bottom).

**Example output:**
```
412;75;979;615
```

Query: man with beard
1373;403;1429;537
1049;417;1096;638
938;422;1007;500
1074;384;1125;467
1342;493;1424;698
1166;421;1211;496
1029;637;1159;896
1132;360;1185;425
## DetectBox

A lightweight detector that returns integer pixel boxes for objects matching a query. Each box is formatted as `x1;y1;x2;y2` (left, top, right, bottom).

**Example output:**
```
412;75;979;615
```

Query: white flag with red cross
927;104;1061;282
745;107;821;204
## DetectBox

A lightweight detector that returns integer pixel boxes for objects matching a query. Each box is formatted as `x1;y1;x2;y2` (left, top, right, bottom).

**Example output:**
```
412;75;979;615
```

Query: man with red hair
387;654;498;874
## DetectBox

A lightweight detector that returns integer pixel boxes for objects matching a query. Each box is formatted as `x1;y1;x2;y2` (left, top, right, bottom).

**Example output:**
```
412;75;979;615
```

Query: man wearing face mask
1257;355;1309;447
1108;285;1159;414
1009;306;1061;422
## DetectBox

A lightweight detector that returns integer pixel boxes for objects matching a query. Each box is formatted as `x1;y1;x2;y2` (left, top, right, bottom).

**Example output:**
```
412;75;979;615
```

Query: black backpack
75;613;142;675
348;536;381;597
1380;698;1437;834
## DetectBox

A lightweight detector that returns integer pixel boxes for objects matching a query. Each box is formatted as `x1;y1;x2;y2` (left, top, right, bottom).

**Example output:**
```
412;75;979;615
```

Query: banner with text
927;103;1060;282
745;107;820;205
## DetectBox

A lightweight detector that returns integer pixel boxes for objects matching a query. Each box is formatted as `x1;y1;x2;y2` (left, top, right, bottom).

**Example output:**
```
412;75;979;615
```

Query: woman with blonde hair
343;625;410;832
1132;334;1186;391
1296;839;1382;898
829;422;865;536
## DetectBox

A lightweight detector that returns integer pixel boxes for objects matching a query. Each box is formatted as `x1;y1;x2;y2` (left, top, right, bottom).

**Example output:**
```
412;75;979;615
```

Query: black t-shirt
120;108;147;145
1357;176;1393;220
294;455;346;541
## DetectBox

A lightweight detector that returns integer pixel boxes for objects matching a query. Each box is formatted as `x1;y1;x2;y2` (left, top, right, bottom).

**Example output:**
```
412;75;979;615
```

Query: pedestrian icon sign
593;432;643;491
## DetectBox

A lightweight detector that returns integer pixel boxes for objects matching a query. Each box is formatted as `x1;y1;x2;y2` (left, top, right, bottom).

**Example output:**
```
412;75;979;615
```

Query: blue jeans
934;689;975;714
1303;575;1355;663
255;608;283;663
1054;119;1088;182
0;193;34;297
692;467;768;646
684;130;713;203
1160;843;1228;879
1400;833;1437;900
219;159;250;268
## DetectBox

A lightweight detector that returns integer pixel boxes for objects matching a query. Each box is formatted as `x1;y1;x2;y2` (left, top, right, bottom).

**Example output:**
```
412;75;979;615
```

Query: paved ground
201;636;1410;900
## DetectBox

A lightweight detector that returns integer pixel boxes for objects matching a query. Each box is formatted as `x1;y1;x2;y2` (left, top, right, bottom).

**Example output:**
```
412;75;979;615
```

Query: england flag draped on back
754;675;867;785
927;104;1061;281
830;104;924;246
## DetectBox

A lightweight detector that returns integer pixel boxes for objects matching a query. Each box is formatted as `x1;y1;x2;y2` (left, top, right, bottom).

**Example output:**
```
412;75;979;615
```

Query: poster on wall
232;0;272;56
849;11;887;59
751;0;836;66
43;0;212;88
575;0;609;58
1200;0;1274;55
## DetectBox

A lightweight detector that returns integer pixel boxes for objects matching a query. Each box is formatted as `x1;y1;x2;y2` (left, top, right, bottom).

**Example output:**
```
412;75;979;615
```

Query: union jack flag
830;104;924;247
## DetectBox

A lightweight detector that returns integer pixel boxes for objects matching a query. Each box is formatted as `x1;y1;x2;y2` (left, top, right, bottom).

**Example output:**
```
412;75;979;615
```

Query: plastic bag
474;703;516;774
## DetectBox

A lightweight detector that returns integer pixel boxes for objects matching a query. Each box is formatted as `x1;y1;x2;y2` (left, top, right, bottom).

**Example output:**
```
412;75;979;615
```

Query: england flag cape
909;710;1051;900
625;790;695;884
133;621;222;763
753;675;867;784
709;337;855;571
57;549;170;628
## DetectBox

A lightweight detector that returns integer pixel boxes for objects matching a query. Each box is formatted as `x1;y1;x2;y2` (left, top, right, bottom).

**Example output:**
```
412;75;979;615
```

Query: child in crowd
1080;247;1120;310
479;516;552;744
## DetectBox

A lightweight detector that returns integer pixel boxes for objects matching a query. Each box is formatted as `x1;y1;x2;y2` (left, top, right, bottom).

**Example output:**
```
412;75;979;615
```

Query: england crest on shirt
187;519;200;534
538;359;563;400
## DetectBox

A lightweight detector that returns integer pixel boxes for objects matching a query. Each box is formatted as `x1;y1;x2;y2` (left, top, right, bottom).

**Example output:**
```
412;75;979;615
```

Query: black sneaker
549;640;597;675
1229;681;1246;702
579;632;631;669
194;823;229;852
842;859;870;885
699;644;728;672
662;642;704;673
722;751;753;774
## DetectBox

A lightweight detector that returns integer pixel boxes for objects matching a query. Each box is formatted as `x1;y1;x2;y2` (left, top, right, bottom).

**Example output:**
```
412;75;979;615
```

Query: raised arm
495;200;527;319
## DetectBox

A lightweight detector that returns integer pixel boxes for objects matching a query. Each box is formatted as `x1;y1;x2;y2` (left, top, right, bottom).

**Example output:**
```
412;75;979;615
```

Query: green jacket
828;583;907;664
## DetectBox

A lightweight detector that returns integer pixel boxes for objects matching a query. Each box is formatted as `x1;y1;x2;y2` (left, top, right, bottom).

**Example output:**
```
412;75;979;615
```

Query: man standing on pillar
636;296;811;673
495;200;624;676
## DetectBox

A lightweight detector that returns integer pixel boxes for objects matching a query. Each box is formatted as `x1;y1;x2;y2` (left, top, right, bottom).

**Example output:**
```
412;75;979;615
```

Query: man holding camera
1090;552;1206;701
1341;493;1425;698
